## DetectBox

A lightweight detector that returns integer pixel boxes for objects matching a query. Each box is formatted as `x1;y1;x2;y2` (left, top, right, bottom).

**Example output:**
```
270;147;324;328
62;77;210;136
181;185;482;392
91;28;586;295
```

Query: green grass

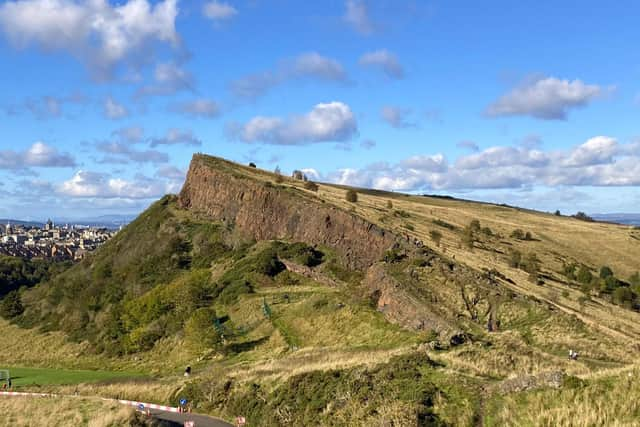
2;366;144;388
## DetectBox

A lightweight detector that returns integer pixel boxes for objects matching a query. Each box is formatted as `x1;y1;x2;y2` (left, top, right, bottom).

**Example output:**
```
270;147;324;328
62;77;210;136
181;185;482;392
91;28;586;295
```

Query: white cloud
150;128;202;147
230;52;347;99
171;98;220;118
203;1;237;21
485;76;607;120
229;101;358;145
381;106;413;128
0;142;76;169
137;62;195;97
103;96;129;119
318;136;640;191
344;0;374;35
0;0;180;80
58;170;173;199
359;49;404;79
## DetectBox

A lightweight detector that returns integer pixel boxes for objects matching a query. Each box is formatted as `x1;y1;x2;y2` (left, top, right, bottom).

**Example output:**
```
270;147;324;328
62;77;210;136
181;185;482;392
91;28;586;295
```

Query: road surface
148;408;234;427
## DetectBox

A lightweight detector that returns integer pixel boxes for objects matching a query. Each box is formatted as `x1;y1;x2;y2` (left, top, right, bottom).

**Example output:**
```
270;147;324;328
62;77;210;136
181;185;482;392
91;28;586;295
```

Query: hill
2;153;640;426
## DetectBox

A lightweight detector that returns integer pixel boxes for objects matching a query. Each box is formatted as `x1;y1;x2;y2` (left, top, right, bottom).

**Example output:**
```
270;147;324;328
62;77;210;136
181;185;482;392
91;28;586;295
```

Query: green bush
0;290;24;319
576;266;593;284
185;307;221;352
600;266;614;279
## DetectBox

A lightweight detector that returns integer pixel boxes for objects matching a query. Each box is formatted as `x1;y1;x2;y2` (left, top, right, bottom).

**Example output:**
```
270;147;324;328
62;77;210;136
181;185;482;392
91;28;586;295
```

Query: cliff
178;155;398;270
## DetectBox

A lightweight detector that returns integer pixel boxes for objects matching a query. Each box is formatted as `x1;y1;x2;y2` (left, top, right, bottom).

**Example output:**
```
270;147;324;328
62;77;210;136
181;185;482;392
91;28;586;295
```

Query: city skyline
1;0;640;219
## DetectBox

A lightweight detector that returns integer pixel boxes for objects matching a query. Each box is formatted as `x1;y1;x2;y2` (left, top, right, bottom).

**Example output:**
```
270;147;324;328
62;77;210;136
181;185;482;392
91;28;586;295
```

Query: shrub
429;230;443;247
185;307;221;352
432;219;456;230
386;200;393;209
394;210;410;218
563;263;577;281
511;229;525;239
249;162;257;168
461;226;474;250
600;266;614;279
304;181;319;192
403;223;415;231
274;166;283;183
524;231;533;241
554;210;561;216
383;249;405;263
481;227;493;236
576;266;593;284
629;272;640;287
345;189;358;202
573;212;594;222
469;219;481;232
0;290;24;319
613;287;634;307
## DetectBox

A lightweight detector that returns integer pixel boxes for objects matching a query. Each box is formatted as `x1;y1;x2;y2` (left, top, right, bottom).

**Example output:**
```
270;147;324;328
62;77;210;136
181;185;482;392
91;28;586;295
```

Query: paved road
147;408;234;427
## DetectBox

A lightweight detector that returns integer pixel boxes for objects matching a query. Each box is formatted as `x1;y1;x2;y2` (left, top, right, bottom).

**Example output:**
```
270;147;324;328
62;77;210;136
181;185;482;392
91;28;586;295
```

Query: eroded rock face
363;263;463;343
495;371;564;394
178;156;397;269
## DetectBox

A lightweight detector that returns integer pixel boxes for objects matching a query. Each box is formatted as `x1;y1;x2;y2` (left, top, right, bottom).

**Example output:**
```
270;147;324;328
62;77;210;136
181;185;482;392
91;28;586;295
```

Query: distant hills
592;213;640;226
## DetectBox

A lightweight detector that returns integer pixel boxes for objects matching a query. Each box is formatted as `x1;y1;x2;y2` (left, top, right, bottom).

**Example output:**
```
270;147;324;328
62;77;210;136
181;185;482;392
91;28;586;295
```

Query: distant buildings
0;219;116;260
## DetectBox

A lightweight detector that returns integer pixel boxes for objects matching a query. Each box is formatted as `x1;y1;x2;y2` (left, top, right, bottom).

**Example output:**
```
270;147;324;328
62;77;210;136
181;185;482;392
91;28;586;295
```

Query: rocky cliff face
178;155;397;269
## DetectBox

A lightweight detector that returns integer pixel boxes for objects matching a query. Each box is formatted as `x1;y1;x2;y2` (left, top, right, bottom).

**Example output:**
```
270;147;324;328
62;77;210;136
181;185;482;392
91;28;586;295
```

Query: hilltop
2;153;640;426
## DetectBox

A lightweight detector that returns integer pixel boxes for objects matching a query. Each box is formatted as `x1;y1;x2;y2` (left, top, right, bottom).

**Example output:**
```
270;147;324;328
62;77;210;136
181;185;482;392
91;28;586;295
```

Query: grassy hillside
2;154;640;425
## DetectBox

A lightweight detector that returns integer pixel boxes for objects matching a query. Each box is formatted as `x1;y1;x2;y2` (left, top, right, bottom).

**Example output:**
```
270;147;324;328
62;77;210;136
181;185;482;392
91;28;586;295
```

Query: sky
1;0;639;220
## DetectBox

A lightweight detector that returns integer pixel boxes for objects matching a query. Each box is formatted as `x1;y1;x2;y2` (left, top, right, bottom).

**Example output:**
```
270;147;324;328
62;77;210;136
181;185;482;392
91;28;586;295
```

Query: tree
345;189;358;202
600;266;614;279
248;162;257;168
576;266;593;285
184;307;222;352
304;181;319;192
573;212;594;222
429;230;442;247
0;290;24;319
613;287;634;308
554;210;561;216
274;166;283;183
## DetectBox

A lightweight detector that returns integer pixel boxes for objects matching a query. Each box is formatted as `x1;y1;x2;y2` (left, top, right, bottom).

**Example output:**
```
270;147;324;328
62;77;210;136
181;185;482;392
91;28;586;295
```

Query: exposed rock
363;262;464;343
178;155;397;270
495;370;565;394
280;259;340;287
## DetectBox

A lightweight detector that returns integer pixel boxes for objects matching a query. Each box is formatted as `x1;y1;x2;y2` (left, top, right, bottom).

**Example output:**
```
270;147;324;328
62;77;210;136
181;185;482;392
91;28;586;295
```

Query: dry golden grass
488;366;640;426
0;396;139;427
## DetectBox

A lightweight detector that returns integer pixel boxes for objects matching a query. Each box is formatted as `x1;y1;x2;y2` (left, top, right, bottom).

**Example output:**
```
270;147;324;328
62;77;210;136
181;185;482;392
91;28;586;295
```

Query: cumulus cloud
203;1;237;21
58;170;174;199
318;136;640;192
103;96;129;119
229;101;358;145
171;98;220;118
0;0;180;80
485;76;607;120
150;128;202;147
359;49;404;79
230;52;347;99
381;106;414;128
0;142;76;170
137;62;195;97
344;0;374;35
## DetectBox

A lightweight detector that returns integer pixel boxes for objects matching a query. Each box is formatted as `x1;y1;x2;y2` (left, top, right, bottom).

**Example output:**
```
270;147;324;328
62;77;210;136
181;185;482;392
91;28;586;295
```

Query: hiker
184;366;192;377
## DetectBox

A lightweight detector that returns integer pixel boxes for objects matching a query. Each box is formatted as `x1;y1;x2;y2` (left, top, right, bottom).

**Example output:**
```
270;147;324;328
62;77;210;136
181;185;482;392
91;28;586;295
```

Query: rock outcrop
178;155;397;269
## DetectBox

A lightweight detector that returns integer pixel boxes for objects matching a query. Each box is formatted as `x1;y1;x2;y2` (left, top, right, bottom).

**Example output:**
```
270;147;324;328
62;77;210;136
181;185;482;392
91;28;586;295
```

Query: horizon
2;1;640;218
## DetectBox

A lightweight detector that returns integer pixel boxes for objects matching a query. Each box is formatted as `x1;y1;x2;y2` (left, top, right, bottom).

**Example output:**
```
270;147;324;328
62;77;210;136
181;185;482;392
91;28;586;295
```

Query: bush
403;223;415;231
554;210;561;216
461;226;474;250
386;200;393;209
304;181;319;192
345;189;358;202
600;266;614;279
469;219;481;232
613;286;634;307
274;166;283;183
0;290;24;319
481;227;493;236
429;230;443;247
629;272;640;287
383;249;405;263
576;266;593;285
394;210;410;218
573;212;594;222
185;307;221;352
510;229;525;239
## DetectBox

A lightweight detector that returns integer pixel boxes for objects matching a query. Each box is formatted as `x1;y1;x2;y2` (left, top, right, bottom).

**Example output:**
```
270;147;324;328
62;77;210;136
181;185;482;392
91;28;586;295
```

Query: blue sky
1;0;639;220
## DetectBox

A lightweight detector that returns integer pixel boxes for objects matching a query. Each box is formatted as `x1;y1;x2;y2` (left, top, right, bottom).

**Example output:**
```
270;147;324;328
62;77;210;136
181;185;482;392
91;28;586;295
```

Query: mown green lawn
1;366;143;388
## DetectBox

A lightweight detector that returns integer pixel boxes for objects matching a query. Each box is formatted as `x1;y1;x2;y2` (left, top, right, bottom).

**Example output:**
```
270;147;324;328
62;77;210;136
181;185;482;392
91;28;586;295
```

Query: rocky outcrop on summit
178;155;397;269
